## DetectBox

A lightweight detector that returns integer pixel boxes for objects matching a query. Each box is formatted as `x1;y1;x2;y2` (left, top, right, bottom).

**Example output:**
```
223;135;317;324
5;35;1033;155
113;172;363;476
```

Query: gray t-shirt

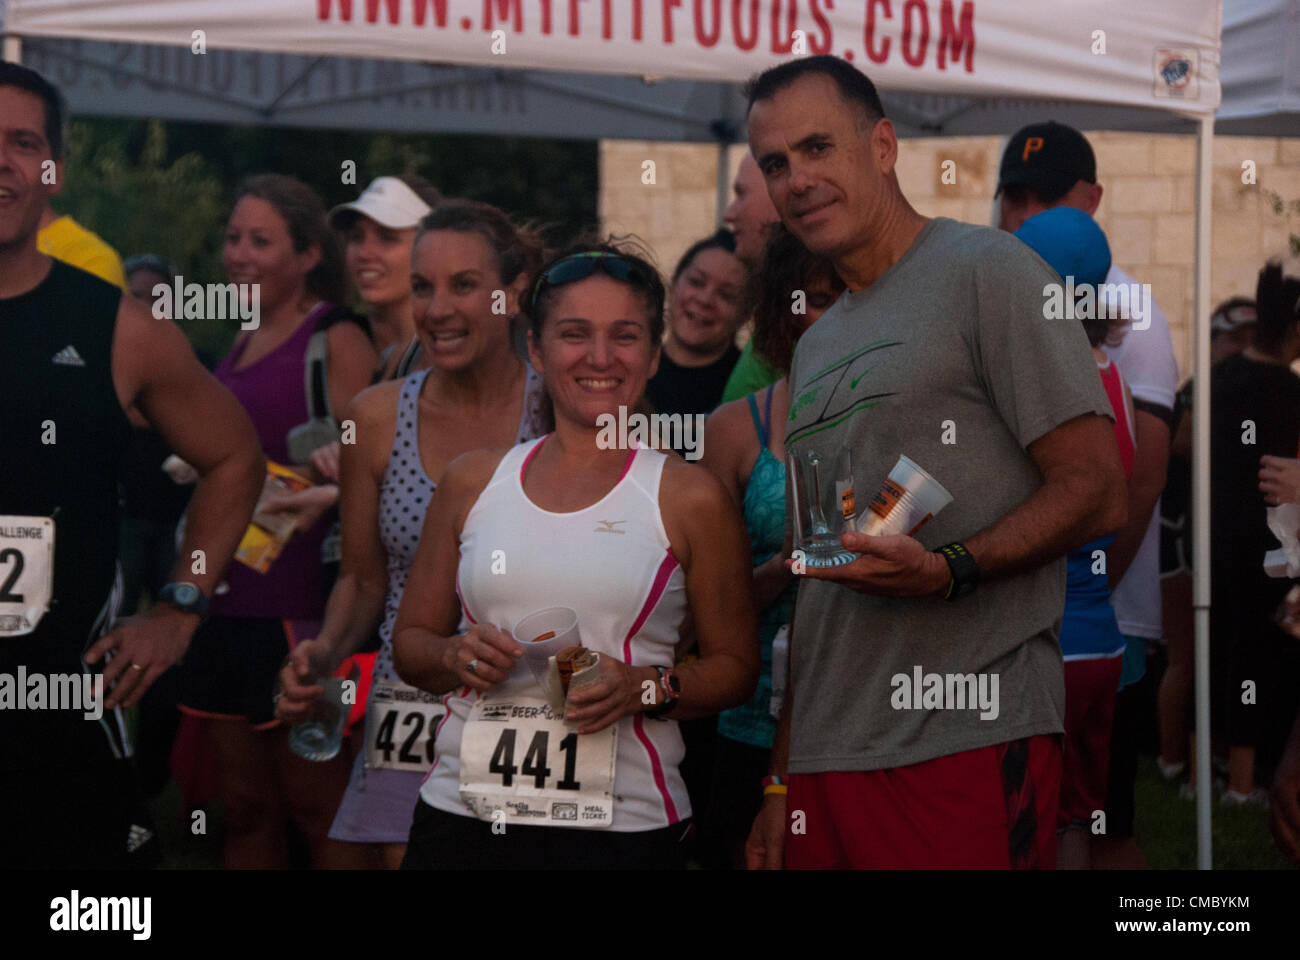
785;217;1113;773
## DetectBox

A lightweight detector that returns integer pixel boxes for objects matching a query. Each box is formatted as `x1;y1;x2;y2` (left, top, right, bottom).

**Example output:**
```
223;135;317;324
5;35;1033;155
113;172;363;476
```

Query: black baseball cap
998;122;1097;203
1210;297;1257;334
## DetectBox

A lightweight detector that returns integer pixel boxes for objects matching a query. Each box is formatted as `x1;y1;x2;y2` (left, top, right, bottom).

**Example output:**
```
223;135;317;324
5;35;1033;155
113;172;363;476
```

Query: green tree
59;119;231;355
1260;186;1300;257
58;118;598;357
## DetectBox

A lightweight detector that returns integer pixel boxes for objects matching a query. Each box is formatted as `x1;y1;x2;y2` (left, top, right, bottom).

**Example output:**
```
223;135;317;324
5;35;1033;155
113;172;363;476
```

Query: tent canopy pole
1192;112;1214;871
715;141;730;226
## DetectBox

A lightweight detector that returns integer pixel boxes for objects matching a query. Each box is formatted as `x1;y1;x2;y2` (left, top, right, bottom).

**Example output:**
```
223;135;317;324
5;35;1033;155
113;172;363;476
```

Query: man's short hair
0;62;67;161
1254;262;1300;354
745;55;886;128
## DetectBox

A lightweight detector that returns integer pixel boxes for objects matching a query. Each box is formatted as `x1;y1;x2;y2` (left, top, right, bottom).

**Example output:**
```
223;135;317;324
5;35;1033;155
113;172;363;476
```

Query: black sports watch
158;581;209;620
645;665;681;720
937;542;979;601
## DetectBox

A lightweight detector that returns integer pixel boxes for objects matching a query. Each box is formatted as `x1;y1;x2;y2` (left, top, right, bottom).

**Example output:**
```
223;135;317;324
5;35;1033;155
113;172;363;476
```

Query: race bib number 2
459;696;617;829
0;516;54;637
364;681;446;773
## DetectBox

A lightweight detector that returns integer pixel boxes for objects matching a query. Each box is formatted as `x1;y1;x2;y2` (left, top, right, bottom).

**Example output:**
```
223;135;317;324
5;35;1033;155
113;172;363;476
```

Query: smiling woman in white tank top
392;243;758;870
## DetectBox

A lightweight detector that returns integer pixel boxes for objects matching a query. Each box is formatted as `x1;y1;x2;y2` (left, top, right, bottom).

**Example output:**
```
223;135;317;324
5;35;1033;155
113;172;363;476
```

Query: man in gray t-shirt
742;57;1127;870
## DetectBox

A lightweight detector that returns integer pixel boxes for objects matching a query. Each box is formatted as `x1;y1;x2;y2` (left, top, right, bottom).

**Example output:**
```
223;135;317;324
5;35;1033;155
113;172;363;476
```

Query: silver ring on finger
467;658;479;676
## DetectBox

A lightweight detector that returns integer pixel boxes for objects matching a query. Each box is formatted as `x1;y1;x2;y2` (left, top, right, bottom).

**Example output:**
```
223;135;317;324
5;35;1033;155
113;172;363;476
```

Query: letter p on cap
1022;137;1045;161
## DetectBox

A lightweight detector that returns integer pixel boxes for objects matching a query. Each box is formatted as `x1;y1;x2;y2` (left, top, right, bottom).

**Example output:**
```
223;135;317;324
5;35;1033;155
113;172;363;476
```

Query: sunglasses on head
528;251;659;313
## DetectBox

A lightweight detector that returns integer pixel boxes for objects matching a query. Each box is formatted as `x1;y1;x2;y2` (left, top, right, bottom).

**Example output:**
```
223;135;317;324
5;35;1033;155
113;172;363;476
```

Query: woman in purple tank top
272;200;551;868
178;174;376;869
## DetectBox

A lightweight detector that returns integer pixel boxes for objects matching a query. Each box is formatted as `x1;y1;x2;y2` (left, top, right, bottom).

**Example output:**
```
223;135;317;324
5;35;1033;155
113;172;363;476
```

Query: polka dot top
372;364;550;685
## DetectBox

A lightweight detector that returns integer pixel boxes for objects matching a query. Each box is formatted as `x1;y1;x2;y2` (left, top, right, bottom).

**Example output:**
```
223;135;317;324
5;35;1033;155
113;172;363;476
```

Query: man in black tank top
0;64;264;869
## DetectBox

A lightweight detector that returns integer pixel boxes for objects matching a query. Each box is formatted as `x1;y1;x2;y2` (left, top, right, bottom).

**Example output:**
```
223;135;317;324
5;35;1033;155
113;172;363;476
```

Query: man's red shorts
1059;657;1122;830
785;734;1062;869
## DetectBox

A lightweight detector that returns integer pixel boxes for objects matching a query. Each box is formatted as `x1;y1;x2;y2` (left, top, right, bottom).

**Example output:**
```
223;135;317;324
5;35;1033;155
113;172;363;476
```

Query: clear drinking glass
787;446;858;568
288;659;358;762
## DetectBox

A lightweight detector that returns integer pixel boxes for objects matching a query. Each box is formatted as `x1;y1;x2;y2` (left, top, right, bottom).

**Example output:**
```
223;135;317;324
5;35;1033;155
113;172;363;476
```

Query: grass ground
150;779;224;869
1134;754;1293;869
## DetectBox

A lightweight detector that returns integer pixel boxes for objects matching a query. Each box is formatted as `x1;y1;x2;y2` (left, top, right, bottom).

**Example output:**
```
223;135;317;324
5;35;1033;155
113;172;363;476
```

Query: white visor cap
329;177;434;231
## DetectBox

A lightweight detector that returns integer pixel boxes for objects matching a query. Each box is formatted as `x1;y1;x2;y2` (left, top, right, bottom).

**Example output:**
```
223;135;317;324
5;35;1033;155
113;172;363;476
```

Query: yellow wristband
762;784;788;796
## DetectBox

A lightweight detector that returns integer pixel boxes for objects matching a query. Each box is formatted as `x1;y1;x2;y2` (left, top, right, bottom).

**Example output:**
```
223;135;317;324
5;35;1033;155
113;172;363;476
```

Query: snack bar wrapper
541;646;602;717
1263;504;1300;578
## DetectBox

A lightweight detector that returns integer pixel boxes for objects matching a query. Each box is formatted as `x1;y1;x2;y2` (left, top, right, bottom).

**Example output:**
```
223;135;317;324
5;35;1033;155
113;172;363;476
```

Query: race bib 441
459;695;617;829
0;516;54;637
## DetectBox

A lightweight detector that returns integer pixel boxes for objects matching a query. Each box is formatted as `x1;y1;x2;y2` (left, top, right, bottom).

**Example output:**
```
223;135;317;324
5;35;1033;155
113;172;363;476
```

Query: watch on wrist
158;581;209;620
937;542;979;601
645;665;680;720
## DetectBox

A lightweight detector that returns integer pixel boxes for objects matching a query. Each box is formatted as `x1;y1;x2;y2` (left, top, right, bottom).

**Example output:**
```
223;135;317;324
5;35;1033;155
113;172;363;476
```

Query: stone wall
599;134;1300;378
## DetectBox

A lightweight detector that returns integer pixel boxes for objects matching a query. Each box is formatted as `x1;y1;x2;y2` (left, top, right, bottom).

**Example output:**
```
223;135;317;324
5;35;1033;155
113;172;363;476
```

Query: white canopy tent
1218;0;1300;136
0;1;1234;139
3;0;1235;868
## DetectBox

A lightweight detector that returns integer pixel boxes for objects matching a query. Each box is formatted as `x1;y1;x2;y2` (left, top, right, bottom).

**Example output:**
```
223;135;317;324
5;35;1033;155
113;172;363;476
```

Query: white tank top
419;435;691;831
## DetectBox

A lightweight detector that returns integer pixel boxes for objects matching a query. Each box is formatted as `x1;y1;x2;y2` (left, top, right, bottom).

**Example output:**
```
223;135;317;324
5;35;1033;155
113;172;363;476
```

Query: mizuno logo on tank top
593;520;626;534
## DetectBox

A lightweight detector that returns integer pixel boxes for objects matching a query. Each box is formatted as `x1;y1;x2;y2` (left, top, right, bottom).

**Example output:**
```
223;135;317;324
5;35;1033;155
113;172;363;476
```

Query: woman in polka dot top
274;200;551;868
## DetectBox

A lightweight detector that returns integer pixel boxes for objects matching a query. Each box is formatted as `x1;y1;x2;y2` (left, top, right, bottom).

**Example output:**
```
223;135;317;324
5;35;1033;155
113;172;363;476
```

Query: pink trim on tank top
519;433;550;483
455;571;478;625
621;549;679;662
624;548;682;823
454;572;478;695
516;434;640;515
615;446;637;482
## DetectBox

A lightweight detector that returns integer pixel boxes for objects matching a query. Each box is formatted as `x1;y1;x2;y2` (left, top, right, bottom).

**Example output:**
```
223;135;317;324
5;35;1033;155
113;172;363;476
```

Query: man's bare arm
966;413;1127;580
90;298;263;706
118;300;264;593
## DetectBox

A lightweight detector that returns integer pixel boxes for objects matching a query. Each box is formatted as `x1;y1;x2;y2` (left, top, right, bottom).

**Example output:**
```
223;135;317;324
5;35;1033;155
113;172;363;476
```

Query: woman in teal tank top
698;226;844;868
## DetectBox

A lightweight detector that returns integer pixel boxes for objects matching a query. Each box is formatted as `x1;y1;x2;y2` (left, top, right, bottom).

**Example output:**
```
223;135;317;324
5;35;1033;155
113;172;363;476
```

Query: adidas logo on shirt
51;345;86;367
126;824;154;854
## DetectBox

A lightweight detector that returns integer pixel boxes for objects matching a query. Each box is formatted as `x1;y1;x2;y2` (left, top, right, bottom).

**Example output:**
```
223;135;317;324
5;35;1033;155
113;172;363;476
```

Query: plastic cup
512;606;582;688
858;454;953;538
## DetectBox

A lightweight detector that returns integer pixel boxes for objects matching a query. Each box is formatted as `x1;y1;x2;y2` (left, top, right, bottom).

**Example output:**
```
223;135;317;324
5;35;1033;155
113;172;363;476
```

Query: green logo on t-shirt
789;385;820;421
788;339;902;445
